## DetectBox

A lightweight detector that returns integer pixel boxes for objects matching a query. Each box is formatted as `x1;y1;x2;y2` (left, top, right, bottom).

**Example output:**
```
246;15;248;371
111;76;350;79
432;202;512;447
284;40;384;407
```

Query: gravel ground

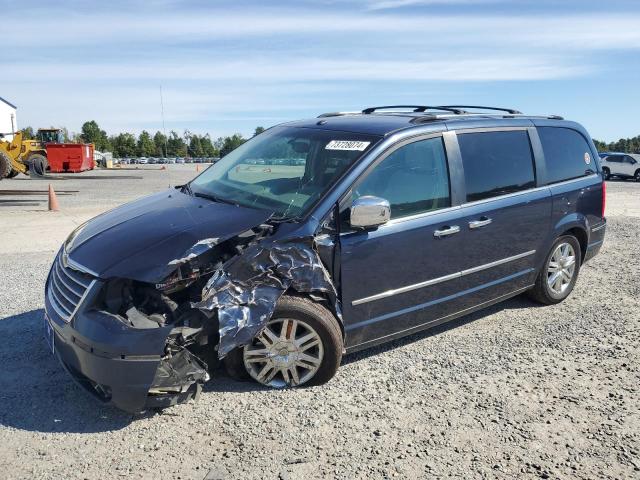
0;171;638;479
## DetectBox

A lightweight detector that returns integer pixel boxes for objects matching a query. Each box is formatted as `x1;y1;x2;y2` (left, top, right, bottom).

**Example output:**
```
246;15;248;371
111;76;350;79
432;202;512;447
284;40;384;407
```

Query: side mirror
350;196;391;229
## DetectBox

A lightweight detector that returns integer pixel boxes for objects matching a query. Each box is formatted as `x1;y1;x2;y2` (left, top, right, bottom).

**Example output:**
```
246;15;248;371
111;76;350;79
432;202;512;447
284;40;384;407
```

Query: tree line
21;121;267;158
593;135;640;154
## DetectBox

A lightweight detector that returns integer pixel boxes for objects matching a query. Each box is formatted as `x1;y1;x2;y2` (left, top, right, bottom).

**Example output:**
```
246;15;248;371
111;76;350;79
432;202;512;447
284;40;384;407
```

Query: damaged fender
195;240;341;357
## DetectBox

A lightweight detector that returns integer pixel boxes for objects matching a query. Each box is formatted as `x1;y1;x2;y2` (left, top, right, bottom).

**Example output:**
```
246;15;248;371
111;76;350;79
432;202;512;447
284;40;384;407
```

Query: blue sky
2;0;639;141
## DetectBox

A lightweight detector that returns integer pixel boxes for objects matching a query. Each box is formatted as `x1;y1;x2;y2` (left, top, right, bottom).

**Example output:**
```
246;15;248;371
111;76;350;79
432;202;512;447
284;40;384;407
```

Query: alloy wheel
243;318;324;388
547;242;576;295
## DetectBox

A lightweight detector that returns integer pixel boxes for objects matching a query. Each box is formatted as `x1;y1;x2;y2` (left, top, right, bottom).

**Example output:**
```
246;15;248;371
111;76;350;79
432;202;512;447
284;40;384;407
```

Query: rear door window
538;127;596;184
458;130;535;202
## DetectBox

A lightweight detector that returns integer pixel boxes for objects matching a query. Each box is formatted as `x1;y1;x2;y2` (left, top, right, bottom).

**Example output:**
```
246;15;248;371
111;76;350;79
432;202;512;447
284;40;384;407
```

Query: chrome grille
47;251;96;322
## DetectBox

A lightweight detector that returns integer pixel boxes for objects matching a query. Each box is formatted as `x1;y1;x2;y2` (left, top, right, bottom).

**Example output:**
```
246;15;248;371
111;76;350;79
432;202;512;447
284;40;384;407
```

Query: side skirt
344;285;533;354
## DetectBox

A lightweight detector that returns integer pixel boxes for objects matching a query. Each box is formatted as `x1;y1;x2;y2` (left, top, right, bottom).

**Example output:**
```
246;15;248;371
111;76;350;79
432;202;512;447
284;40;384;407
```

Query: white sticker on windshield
325;140;370;151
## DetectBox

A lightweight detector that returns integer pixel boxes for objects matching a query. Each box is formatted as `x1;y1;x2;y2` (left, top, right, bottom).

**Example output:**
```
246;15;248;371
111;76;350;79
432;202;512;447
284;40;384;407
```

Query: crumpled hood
66;189;273;283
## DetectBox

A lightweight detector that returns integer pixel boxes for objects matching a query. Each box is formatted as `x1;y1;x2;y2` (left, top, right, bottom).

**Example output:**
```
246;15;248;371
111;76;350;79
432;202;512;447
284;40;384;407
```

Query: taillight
601;180;606;218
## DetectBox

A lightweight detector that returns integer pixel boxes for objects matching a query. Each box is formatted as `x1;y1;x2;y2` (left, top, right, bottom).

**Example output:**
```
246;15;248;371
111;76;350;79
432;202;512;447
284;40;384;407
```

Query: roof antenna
160;85;168;158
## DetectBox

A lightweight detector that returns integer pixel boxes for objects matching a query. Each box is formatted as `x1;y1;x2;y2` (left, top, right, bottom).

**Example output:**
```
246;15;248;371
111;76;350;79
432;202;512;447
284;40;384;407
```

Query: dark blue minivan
44;106;606;412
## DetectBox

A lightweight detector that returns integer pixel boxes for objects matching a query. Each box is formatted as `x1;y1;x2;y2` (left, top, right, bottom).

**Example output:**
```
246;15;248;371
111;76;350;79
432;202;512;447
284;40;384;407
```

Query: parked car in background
599;152;640;181
44;105;605;413
176;157;185;164
137;157;148;164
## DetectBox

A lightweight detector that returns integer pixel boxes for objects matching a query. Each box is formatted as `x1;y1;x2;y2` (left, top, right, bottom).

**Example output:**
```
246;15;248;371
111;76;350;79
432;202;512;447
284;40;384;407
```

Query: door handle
434;225;460;238
468;217;492;229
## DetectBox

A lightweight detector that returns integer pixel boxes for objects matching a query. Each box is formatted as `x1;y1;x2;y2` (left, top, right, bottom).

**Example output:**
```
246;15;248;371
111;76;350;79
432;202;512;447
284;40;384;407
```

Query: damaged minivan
44;105;606;412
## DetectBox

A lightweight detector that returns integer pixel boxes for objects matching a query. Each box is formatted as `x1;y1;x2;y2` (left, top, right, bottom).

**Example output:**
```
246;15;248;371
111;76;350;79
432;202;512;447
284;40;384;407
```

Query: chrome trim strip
460;250;536;276
587;240;603;248
47;288;71;320
545;173;600;188
70;280;97;320
50;275;74;312
351;250;536;306
51;271;79;306
591;223;606;232
67;256;101;279
48;287;72;318
383;205;461;227
348;284;533;351
54;262;83;297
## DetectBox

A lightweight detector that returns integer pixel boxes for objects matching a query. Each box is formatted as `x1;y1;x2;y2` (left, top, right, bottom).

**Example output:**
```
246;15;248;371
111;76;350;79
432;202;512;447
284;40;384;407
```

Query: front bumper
44;282;203;413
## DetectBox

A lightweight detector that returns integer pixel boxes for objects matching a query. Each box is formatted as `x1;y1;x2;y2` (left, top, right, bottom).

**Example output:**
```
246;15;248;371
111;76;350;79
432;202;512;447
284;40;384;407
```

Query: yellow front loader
0;130;50;180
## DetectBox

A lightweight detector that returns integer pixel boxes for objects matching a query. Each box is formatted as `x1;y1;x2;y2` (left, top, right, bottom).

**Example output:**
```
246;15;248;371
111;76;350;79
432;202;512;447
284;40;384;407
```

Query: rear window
458;130;535;202
538;127;596;184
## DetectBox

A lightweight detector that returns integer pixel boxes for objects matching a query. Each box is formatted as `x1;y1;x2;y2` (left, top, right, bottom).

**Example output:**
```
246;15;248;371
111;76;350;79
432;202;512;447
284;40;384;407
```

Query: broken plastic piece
125;306;165;329
150;348;209;393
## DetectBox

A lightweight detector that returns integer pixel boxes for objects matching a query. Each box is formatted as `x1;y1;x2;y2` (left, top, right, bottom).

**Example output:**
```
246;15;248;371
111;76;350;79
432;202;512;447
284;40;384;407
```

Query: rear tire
0;151;12;180
528;235;581;305
602;167;610;180
28;154;48;177
635;169;640;182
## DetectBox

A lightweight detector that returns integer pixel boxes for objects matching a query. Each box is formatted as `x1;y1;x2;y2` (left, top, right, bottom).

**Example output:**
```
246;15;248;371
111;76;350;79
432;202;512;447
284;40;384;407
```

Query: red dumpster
46;143;95;173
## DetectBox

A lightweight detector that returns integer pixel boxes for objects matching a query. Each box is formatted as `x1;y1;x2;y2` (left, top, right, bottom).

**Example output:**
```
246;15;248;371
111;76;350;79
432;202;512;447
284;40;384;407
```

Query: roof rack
437;105;522;115
316;111;360;118
361;105;466;114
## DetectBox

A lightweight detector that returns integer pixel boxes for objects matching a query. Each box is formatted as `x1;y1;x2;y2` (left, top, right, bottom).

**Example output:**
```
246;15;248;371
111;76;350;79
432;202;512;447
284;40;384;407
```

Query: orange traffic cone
48;184;59;211
160;165;166;170
196;164;200;172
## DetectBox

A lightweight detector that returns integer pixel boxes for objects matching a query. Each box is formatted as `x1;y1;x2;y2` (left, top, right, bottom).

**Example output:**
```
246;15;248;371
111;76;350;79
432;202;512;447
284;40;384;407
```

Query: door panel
340;207;472;347
454;188;552;298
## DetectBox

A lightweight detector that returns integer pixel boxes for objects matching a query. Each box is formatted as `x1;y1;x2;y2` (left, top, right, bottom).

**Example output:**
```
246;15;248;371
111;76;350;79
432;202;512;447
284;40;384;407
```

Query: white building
0;96;17;142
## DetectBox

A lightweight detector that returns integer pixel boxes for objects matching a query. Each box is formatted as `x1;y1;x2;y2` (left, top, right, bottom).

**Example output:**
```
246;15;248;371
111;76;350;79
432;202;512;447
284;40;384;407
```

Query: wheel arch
284;288;346;342
551;213;589;265
559;226;588;265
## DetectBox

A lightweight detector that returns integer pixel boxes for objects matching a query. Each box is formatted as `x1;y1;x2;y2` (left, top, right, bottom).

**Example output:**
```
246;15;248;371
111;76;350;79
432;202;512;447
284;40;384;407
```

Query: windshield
189;126;380;218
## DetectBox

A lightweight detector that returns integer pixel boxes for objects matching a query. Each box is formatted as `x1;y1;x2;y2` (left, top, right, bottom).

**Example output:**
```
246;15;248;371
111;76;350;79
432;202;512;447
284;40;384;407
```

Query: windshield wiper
192;191;240;207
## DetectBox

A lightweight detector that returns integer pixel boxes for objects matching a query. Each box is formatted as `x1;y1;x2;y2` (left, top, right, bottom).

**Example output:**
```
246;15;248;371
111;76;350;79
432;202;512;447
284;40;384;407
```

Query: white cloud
2;11;640;51
364;0;501;10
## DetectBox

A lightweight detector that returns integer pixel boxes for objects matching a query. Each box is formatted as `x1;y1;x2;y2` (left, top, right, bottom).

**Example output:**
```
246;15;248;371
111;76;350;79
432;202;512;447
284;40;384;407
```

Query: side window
538;127;595;184
353;137;450;219
458;130;535;202
605;156;621;163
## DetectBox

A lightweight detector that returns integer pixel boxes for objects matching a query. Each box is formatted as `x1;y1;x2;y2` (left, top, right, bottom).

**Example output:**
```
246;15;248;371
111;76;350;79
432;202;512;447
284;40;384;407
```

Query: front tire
602;167;610;180
528;235;581;305
635;169;640;182
226;295;343;388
